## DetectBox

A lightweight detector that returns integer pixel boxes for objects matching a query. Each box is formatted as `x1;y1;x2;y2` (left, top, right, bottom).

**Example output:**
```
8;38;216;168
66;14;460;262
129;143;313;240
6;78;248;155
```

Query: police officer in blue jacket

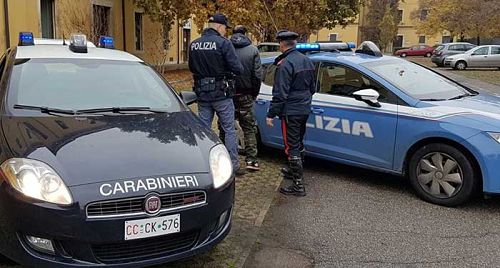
189;13;244;174
266;30;316;196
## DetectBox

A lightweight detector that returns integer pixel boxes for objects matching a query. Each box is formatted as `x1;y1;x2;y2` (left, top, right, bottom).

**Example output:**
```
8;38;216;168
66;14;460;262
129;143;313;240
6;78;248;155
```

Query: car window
466;44;476;51
491;46;500;55
448;45;459;51
435;45;445;52
8;58;183;112
362;59;470;100
472;47;489;56
259;45;278;53
316;62;398;104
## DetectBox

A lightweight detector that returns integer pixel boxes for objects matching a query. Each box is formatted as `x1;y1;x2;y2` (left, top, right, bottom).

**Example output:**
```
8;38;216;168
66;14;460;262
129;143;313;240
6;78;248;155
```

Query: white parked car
445;45;500;70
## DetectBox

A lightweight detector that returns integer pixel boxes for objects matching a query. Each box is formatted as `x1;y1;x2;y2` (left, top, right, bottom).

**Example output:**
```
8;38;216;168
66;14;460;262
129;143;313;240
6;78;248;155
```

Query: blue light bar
296;43;320;51
296;42;356;52
18;32;34;46
99;36;115;49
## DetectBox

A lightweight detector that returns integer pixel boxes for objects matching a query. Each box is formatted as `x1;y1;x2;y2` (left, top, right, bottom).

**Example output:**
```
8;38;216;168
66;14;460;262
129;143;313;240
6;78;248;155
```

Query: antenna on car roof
62;33;67;46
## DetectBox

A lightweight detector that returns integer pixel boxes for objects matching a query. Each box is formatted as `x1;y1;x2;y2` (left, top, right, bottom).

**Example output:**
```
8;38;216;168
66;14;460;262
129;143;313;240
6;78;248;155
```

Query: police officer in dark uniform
266;30;316;196
189;13;244;174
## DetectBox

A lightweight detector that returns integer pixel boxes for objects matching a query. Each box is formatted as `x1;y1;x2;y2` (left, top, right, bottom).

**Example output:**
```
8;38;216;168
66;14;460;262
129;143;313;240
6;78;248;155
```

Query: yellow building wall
396;0;443;47
0;0;196;64
7;0;40;47
312;0;447;48
309;24;359;44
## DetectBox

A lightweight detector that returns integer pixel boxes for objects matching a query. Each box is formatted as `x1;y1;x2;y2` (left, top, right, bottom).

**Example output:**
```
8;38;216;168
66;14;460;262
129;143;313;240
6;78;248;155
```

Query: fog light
217;210;230;230
26;236;55;255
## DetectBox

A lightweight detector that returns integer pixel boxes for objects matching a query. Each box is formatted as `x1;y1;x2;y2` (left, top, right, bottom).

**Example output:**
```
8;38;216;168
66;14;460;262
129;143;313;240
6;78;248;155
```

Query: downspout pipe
121;0;126;51
4;0;10;49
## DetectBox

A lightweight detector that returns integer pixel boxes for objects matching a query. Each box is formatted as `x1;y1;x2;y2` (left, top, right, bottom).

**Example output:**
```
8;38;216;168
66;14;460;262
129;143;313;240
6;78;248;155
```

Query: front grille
92;231;198;264
86;191;206;218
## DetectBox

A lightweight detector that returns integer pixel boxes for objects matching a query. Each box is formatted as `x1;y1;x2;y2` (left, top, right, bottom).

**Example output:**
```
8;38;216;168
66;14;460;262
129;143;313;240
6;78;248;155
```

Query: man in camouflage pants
219;25;262;172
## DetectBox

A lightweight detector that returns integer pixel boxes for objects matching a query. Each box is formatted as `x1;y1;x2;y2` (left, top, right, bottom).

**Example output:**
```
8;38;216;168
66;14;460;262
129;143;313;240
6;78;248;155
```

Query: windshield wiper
448;92;477;100
420;98;447;101
76;106;167;114
13;104;76;115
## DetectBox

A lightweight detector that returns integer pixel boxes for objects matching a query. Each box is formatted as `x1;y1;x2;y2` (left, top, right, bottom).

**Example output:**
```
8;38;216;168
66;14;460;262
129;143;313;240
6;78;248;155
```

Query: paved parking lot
245;157;500;267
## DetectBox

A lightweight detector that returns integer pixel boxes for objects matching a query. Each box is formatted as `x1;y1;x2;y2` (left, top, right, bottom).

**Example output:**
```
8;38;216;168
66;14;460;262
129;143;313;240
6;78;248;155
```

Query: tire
425;52;432;57
408;143;478;207
455;61;467;70
400;53;407;58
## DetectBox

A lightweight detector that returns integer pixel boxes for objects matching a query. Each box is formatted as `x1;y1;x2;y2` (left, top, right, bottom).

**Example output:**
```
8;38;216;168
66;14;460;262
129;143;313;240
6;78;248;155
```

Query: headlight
209;144;233;189
488;132;500;143
0;158;73;205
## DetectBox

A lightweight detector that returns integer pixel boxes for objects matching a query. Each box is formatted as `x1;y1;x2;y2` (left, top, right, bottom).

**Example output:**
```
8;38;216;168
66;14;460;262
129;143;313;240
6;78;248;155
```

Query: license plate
124;214;180;240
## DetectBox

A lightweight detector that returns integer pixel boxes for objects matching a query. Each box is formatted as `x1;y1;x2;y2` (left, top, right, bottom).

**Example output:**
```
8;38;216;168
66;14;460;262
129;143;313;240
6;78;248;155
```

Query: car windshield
362;59;470;100
435;45;444;52
8;58;183;113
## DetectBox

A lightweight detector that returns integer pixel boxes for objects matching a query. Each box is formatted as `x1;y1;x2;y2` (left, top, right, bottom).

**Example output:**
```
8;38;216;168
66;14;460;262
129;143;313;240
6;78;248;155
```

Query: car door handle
255;99;267;105
311;107;324;114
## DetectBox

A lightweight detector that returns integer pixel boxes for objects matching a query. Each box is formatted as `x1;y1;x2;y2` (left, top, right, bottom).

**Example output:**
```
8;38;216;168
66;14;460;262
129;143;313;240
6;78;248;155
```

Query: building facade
310;0;451;50
0;0;201;65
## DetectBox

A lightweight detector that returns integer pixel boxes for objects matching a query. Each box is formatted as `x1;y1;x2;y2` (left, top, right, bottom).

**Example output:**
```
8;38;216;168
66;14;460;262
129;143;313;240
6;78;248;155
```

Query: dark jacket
188;28;244;102
230;33;262;97
267;48;316;118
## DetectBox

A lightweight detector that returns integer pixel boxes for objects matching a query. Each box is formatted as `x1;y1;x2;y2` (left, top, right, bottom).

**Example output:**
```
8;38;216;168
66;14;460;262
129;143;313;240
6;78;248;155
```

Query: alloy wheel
416;152;463;198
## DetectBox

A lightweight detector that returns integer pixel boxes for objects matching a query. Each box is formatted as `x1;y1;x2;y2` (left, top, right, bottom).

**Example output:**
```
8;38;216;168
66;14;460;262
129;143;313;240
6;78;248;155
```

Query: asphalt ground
244;63;500;267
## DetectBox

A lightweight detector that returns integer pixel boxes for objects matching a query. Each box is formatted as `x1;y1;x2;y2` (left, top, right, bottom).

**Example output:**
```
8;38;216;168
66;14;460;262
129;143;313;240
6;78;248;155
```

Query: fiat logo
144;195;161;215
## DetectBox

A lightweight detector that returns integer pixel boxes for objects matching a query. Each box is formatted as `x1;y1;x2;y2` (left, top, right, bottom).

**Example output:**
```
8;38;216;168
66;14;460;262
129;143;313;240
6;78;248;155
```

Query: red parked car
394;45;435;57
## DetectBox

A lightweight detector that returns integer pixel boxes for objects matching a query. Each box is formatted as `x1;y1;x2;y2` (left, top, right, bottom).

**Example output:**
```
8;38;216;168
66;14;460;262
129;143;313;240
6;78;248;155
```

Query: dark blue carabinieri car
0;33;234;267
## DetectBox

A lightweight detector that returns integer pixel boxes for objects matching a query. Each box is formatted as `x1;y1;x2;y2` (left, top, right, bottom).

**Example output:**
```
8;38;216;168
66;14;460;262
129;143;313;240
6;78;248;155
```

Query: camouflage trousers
219;94;258;162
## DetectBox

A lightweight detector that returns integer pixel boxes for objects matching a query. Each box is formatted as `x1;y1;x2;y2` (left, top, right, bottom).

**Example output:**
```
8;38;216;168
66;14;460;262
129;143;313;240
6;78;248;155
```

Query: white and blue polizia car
255;42;500;206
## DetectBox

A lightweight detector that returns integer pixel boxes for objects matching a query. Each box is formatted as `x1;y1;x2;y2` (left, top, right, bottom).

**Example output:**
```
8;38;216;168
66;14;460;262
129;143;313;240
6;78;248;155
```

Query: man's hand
266;117;274;127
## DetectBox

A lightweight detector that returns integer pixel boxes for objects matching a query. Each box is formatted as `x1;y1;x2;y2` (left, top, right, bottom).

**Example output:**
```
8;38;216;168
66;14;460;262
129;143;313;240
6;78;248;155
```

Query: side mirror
180;91;197;105
353;89;381;107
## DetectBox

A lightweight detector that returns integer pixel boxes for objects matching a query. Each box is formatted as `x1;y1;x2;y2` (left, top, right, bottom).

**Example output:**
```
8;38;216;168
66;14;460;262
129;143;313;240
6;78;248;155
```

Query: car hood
417;93;500;130
1;111;219;186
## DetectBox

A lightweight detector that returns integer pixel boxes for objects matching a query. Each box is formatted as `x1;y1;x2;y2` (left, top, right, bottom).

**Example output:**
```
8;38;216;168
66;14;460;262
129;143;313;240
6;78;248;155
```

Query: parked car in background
394;45;435;57
431;42;476;67
445;45;500;70
257;42;280;58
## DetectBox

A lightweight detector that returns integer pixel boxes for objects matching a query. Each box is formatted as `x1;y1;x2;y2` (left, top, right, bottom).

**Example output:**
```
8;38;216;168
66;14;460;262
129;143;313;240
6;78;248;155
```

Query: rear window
8;58;182;112
435;45;444;51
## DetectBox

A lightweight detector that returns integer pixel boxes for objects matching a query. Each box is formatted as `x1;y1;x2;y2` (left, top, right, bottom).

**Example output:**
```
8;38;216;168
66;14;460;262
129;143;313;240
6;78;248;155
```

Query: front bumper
431;55;444;64
0;180;235;267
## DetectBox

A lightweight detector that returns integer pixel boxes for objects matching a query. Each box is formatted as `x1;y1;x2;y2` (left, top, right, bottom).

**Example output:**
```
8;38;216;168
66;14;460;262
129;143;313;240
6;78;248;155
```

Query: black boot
279;156;306;196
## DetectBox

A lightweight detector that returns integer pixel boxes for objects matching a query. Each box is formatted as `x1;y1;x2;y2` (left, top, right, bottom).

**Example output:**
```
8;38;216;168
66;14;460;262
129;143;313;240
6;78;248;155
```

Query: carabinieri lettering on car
100;175;201;197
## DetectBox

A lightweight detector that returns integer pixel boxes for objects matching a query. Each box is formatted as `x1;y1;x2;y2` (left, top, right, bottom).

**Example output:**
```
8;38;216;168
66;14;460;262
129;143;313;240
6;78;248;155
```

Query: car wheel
408;143;478;206
425;52;432;57
400;53;407;58
455;61;467;70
